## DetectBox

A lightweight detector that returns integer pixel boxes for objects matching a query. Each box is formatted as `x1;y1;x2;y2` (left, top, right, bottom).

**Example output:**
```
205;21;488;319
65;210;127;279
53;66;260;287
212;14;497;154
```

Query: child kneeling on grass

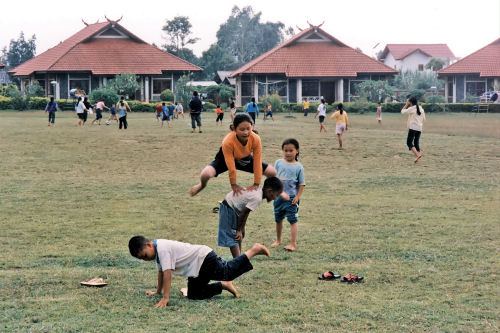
128;236;270;307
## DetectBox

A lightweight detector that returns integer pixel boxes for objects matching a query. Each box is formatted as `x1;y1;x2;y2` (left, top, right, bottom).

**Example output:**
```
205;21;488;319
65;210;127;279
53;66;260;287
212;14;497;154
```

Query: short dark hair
232;113;253;130
121;96;125;100
263;177;283;193
129;235;149;257
193;91;198;97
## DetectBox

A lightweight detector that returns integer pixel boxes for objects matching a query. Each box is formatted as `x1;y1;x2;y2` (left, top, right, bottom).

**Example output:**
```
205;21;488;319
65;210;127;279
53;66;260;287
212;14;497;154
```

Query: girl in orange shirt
189;114;277;196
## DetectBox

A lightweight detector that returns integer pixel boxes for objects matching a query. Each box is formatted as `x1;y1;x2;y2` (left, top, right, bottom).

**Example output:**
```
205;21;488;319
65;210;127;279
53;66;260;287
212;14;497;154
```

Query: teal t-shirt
274;159;305;197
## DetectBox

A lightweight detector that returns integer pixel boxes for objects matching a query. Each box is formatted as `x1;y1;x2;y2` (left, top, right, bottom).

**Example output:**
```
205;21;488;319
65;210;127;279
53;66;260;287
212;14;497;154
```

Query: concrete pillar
254;76;258;102
297;79;302;103
145;76;149;103
337;79;344;102
494;78;500;91
236;77;242;107
140;76;144;102
453;77;456;103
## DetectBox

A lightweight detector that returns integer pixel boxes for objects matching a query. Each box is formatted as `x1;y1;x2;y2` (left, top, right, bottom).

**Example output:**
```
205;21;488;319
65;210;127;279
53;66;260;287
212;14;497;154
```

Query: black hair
409;96;421;115
120;96;125;100
77;97;82;102
120;101;124;106
251;97;256;108
128;235;150;258
217;105;220;108
282;138;300;161
50;97;54;102
337;103;344;115
193;91;198;97
232;113;253;130
321;99;325;104
83;97;88;102
162;102;165;106
263;176;283;193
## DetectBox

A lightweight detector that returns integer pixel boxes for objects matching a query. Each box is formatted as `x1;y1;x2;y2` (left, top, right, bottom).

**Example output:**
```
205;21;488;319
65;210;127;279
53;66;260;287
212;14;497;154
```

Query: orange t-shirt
221;131;262;185
216;108;224;114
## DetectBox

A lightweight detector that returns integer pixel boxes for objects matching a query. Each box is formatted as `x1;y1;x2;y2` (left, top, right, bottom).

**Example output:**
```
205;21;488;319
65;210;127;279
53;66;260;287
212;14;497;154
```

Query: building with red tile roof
230;25;397;105
438;38;500;102
380;44;456;72
9;19;201;101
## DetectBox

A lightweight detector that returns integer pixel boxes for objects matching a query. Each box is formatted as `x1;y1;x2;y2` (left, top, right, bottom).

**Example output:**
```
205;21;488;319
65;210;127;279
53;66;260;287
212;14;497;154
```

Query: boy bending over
128;236;270;307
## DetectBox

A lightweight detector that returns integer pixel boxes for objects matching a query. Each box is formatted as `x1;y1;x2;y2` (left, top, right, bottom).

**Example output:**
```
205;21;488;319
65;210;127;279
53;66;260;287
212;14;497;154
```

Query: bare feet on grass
414;154;422;163
284;244;296;252
245;243;271;259
189;183;203;196
221;281;239;298
180;287;188;297
271;241;281;247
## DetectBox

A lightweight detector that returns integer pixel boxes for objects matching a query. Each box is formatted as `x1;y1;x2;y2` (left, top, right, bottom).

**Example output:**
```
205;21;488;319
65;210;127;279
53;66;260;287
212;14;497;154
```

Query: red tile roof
438;38;500;77
381;44;455;60
9;22;201;76
231;26;397;78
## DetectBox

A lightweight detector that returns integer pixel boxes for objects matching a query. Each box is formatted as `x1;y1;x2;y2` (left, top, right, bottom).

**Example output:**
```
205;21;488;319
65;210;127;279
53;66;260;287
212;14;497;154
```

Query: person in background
215;104;224;126
91;99;109;125
376;102;382;125
45;97;58;127
330;103;349;150
302;97;310;116
189;91;203;133
315;99;327;133
244;97;259;125
401;97;425;163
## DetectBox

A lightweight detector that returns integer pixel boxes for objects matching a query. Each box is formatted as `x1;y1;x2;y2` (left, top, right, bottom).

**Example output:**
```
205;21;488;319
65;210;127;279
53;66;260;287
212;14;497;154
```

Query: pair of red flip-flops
318;271;364;283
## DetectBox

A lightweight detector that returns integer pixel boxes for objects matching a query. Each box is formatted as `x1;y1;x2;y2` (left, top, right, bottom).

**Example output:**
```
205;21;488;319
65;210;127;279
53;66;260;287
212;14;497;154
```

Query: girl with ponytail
330;103;349;149
401;96;426;163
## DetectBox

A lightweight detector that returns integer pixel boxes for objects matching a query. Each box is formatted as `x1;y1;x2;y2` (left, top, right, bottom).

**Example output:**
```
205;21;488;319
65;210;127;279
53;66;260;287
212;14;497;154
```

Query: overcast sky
1;0;499;60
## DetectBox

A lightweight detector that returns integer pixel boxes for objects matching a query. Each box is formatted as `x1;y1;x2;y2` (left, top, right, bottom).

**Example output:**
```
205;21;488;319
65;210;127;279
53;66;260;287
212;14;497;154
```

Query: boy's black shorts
209;147;268;177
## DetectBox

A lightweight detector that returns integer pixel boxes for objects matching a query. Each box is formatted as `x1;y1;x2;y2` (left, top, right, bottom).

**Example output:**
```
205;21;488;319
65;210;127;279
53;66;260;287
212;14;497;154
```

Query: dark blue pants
48;111;55;123
187;251;253;300
406;129;421;151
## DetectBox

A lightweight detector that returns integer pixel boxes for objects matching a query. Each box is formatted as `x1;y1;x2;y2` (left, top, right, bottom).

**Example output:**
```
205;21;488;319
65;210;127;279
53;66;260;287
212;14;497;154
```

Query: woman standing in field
189;114;276;197
401;97;425;163
330;103;349;149
315;99;327;133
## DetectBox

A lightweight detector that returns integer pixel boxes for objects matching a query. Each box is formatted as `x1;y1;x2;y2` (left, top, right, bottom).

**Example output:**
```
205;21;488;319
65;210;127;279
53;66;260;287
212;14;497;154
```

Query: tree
2;32;36;69
356;80;394;103
162;16;199;63
425;58;446;71
108;73;140;98
216;6;294;66
199;44;238;80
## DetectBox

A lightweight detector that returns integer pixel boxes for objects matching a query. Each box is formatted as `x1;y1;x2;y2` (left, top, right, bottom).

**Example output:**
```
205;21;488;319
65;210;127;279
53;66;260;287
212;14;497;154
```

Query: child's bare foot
189;183;203;196
180;287;188;297
221;281;239;298
271;241;281;247
414;154;422;163
284;244;296;252
245;243;271;259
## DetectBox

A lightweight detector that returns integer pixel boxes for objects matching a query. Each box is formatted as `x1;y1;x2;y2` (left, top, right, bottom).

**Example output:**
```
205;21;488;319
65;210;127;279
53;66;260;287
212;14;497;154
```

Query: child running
401;96;425;163
189;114;277;197
118;100;131;130
161;102;171;128
263;101;274;121
215;105;224;126
218;177;285;258
108;104;117;123
330;103;349;150
315;99;327;133
229;97;236;122
44;97;58;127
271;139;306;252
175;102;184;119
128;235;271;307
155;102;163;122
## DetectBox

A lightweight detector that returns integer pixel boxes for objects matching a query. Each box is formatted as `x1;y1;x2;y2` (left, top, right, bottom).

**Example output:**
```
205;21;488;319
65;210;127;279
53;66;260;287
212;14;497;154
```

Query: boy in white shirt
129;236;270;307
219;177;287;258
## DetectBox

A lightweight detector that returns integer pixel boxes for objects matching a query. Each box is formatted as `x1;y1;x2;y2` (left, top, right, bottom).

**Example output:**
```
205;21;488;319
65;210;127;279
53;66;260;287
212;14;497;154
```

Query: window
152;78;171;95
418;64;424;71
302;80;319;97
241;78;254;105
70;79;90;94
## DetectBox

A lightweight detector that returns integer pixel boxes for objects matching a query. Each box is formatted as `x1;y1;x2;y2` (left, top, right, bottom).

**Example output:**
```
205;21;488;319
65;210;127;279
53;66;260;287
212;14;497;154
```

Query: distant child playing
189;114;277;197
330;103;349;149
229;97;236;122
44;97;58;126
263;101;274;121
271;139;305;251
129;235;271;307
315;99;327;133
376;102;382;124
215;105;224;126
155;102;163;122
302;97;310;116
175;102;184;119
218;176;285;258
161;102;171;128
118;100;131;129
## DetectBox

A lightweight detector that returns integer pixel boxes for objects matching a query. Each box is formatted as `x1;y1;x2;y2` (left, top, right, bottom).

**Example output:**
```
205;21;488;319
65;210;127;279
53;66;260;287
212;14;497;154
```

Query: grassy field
0;110;499;332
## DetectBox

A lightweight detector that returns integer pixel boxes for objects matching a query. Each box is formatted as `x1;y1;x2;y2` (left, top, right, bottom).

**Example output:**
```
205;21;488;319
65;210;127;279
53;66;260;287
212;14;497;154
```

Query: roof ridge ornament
82;19;89;27
105;15;123;27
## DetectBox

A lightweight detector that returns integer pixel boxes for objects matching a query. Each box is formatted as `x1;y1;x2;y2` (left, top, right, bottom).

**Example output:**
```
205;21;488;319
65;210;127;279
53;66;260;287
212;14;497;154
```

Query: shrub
108;73;140;98
203;101;216;110
26;82;44;97
127;100;156;112
29;97;50;110
0;96;12;109
464;94;478;103
261;94;282;112
160;89;174;102
89;88;120;107
425;95;446;103
4;84;19;98
407;89;426;101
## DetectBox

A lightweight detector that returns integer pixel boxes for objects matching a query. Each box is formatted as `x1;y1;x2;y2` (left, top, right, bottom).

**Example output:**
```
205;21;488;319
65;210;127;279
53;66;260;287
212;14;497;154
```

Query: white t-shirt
76;101;85;114
224;188;263;215
401;105;426;131
155;239;212;277
317;103;326;116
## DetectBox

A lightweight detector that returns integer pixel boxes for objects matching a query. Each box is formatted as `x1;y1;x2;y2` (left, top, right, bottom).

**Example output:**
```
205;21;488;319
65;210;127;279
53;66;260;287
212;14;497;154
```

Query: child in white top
315;99;327;133
401;97;426;163
271;139;306;251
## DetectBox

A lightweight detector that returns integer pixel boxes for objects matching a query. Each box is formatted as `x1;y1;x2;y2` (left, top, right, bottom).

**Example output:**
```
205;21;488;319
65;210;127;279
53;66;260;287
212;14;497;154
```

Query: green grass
0;110;499;332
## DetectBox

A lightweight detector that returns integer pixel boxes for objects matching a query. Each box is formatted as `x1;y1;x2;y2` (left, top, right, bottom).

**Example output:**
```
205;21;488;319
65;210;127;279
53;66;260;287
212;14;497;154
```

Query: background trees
162;16;200;65
0;32;36;69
